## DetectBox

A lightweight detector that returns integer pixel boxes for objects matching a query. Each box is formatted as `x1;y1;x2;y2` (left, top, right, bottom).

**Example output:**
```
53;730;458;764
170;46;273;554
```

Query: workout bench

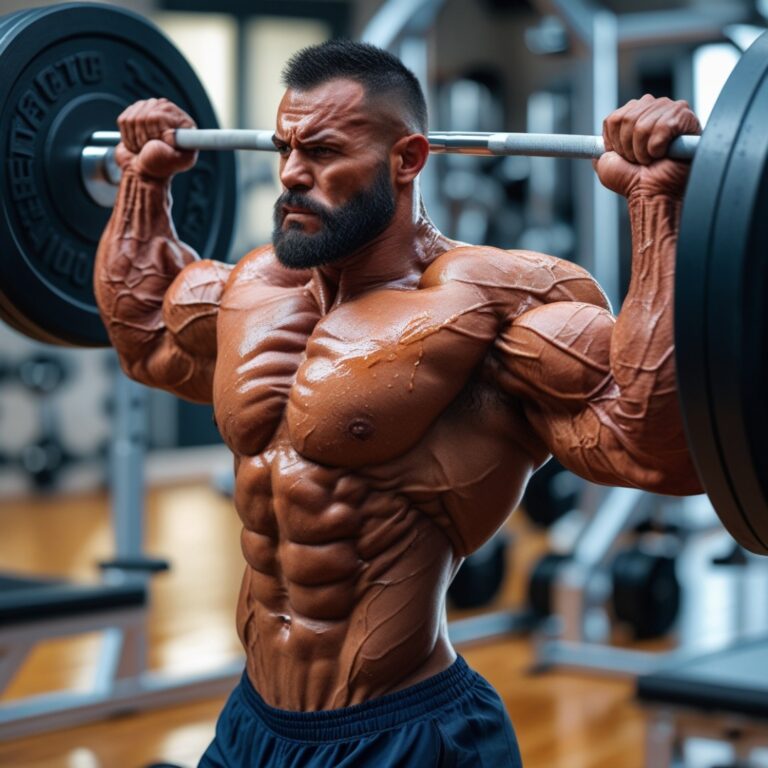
637;637;768;767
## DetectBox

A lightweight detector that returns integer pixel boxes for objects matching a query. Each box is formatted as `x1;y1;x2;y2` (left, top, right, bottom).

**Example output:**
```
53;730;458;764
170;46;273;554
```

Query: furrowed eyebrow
308;131;345;143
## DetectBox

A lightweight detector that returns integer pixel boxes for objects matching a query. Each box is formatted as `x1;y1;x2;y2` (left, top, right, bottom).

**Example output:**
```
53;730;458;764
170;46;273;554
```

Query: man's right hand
116;98;198;180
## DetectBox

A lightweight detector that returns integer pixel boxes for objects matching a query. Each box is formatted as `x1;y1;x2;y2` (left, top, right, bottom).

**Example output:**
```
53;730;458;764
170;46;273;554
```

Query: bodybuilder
95;40;702;767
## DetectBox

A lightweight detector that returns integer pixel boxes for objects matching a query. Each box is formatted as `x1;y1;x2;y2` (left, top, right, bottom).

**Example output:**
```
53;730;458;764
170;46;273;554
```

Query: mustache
274;192;333;226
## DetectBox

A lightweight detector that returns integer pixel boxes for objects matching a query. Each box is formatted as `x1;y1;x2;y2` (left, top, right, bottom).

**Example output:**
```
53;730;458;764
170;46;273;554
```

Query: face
271;79;397;269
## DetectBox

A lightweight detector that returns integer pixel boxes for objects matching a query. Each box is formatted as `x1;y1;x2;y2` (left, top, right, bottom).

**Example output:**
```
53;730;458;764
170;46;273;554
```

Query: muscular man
95;41;702;767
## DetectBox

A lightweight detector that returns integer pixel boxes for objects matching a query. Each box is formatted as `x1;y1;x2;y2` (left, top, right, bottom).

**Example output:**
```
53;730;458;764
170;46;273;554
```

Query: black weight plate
707;63;768;553
611;548;680;640
448;535;507;609
527;551;570;618
522;457;583;528
0;3;237;347
676;31;768;554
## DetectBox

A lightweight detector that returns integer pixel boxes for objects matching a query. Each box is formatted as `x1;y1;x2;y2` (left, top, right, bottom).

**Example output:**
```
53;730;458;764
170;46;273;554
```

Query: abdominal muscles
233;425;456;711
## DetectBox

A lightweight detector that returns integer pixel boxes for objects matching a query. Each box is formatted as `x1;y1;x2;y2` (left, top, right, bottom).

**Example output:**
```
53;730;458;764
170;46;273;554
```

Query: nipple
348;417;375;441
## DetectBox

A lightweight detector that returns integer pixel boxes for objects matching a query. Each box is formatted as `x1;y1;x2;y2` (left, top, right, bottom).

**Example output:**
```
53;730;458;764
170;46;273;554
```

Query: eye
273;141;290;157
308;146;335;157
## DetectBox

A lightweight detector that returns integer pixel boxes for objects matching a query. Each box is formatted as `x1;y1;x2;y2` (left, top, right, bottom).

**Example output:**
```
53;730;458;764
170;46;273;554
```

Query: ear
391;133;430;186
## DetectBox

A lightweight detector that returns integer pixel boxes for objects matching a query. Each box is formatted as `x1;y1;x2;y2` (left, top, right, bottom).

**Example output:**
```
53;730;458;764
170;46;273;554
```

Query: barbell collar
88;129;700;160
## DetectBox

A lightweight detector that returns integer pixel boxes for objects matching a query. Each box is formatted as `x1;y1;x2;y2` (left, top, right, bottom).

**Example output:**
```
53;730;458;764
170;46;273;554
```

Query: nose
279;149;313;191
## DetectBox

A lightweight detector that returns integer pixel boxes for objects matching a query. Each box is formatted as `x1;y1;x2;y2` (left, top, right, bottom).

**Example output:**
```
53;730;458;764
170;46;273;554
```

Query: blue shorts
198;655;522;767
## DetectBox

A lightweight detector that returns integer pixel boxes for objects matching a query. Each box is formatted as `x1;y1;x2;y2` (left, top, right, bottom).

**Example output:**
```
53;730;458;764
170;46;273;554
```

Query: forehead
276;78;377;138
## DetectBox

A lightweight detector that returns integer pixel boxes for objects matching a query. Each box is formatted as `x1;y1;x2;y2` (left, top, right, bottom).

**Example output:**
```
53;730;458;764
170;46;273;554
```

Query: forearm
610;192;695;477
94;169;217;401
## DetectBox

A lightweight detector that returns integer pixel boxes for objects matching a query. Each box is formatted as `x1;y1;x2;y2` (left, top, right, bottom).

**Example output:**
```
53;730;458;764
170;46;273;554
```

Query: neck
311;193;448;312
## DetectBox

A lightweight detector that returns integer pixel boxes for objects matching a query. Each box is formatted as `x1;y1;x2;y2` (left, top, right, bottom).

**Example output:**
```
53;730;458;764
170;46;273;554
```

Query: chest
212;280;318;455
290;281;500;466
213;279;500;463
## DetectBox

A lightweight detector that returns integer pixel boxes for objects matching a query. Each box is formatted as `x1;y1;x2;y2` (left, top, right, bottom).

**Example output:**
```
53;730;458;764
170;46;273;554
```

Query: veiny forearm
94;169;224;402
612;196;685;447
592;192;699;491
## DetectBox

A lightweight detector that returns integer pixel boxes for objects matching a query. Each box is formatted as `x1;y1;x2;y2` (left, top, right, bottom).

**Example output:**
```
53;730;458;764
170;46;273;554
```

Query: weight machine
0;369;242;739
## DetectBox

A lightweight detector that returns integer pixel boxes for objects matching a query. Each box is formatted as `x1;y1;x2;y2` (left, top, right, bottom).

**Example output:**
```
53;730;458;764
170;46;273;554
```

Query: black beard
272;163;396;269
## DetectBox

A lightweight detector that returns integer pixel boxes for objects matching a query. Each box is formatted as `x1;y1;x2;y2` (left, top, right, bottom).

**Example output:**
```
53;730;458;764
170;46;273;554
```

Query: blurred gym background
1;1;767;767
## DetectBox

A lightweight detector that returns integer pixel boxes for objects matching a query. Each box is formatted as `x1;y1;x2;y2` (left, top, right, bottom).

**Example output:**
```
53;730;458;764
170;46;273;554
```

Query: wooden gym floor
0;481;649;768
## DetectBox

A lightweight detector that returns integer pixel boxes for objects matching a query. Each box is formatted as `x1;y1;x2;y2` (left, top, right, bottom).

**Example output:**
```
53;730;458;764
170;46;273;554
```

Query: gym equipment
0;368;242;740
528;541;681;641
0;5;764;556
532;487;691;675
0;3;237;347
16;353;72;491
637;638;768;767
675;28;768;558
522;458;583;528
0;351;108;491
528;552;571;618
610;546;680;640
95;127;700;158
448;533;508;609
16;353;68;393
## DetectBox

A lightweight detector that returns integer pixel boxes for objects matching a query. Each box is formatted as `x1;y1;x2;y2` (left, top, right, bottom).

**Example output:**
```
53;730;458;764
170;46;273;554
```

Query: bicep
163;258;232;358
495;302;652;487
496;302;698;492
495;301;614;405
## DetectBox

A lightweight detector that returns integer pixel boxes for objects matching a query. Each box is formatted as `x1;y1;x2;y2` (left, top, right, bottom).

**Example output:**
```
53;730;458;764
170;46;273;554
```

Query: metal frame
0;368;244;740
449;609;536;647
522;0;756;679
159;0;350;39
531;486;681;676
531;0;749;310
643;708;768;768
0;605;243;740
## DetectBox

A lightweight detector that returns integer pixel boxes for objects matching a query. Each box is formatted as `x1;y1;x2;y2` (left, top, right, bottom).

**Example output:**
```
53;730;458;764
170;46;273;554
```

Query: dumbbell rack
0;366;242;739
531;483;750;677
534;485;666;675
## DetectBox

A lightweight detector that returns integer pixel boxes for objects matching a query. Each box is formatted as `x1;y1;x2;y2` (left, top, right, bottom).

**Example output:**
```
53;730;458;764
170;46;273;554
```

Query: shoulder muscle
422;246;610;314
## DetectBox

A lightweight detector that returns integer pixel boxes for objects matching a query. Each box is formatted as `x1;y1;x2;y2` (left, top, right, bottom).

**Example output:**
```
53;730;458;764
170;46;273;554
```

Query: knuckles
117;97;197;154
115;97;198;178
604;95;700;164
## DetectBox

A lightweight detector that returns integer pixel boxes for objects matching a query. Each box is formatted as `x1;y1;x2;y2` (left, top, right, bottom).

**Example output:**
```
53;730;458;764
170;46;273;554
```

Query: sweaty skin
95;86;702;710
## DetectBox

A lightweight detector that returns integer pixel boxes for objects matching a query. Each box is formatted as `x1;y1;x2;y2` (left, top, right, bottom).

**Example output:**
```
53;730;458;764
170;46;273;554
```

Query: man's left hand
595;94;702;199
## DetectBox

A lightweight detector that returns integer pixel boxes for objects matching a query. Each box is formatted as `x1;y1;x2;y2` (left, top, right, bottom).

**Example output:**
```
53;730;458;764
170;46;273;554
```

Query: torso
211;242;589;710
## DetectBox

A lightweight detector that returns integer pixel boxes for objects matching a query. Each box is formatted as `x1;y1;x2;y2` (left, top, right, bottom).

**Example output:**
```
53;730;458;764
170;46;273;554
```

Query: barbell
0;3;765;556
79;129;699;210
86;128;701;162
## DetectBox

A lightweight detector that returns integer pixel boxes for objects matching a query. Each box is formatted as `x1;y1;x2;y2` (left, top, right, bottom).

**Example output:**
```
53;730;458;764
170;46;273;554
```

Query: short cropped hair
281;39;428;133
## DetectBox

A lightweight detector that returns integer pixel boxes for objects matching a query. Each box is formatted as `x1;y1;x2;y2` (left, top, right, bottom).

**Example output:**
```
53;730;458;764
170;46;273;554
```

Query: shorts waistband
237;655;475;742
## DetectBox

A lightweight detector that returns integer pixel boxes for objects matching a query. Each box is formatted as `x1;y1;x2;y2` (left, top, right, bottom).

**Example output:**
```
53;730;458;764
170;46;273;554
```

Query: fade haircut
281;39;428;133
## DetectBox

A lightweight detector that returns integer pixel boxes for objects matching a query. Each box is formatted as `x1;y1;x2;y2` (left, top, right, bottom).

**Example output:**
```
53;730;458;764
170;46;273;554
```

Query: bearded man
95;39;701;767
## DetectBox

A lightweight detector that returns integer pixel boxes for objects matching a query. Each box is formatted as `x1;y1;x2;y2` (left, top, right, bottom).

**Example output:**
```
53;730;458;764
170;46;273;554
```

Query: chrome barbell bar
89;129;700;159
81;129;700;208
